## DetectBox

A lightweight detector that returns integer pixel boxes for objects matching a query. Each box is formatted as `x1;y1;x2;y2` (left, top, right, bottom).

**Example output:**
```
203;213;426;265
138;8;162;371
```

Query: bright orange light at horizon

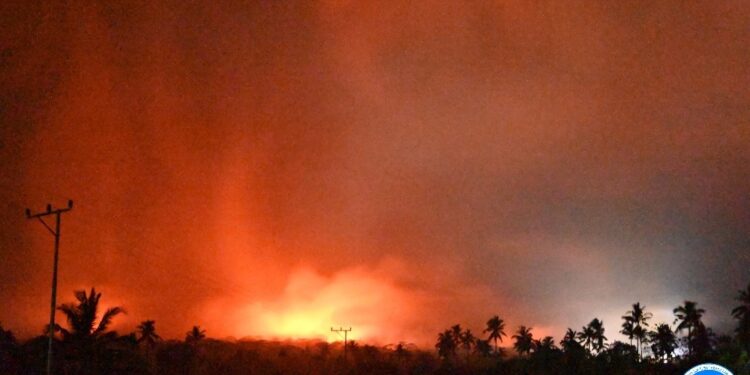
259;306;336;341
217;267;416;344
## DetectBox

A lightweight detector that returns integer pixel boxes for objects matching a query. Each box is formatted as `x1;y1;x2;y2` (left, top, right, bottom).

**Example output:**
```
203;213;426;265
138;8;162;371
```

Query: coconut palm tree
673;301;705;357
620;319;635;347
459;329;475;362
185;326;206;343
624;303;651;359
560;328;582;352
577;324;594;354
460;329;477;357
579;319;607;355
436;330;456;359
589;319;607;354
57;288;124;341
690;322;714;358
136;320;161;346
474;339;493;357
732;282;750;350
626;303;652;330
55;288;125;373
484;315;507;354
633;325;647;359
649;323;677;362
535;336;557;352
450;324;462;347
512;326;534;357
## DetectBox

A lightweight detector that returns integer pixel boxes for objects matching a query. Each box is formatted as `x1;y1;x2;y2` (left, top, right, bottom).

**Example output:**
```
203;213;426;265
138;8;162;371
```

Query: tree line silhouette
0;283;749;374
431;285;750;374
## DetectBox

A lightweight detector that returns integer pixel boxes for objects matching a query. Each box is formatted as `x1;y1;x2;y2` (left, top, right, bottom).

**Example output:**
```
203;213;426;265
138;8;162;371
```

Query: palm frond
94;306;125;336
74;290;87;303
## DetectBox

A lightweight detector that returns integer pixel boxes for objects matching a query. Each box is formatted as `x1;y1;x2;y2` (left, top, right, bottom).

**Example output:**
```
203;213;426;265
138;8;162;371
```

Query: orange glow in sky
1;1;749;347
222;267;417;344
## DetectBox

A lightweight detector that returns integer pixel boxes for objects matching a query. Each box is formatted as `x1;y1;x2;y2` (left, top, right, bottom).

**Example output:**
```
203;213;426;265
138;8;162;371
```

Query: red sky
1;1;749;346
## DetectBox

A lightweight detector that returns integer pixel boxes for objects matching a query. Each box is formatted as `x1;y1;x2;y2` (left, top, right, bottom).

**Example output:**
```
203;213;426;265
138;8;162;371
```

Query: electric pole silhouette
331;326;352;361
26;200;73;375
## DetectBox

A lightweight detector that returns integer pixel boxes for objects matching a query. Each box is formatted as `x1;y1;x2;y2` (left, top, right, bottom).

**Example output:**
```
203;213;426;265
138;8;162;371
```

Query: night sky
1;1;749;346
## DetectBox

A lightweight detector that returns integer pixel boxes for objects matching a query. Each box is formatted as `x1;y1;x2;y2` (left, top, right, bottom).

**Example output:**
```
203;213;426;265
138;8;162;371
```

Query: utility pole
331;326;352;362
26;200;73;375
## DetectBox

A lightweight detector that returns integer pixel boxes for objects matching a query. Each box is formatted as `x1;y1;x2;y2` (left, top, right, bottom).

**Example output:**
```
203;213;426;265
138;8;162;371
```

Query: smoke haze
1;1;749;345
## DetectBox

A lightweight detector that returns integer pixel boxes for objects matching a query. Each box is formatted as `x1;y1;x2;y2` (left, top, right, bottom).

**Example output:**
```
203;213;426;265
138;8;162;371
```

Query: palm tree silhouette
53;288;124;373
577;324;594;354
689;321;713;357
620;319;635;347
435;329;456;359
186;326;206;343
136;320;161;346
633;325;647;360
484;315;507;355
450;324;462;347
459;329;475;362
673;300;705;357
512;326;534;357
535;336;557;352
649;323;677;361
589;319;607;354
57;288;124;341
732;282;750;350
473;339;493;357
579;319;607;354
623;303;651;359
560;328;582;352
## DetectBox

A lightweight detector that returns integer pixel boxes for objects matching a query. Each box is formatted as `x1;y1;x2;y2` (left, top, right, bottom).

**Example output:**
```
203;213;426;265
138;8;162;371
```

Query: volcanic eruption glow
223;267;417;343
1;1;748;349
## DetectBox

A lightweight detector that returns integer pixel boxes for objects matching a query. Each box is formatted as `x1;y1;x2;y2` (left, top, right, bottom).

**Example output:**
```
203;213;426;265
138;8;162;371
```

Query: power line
26;200;73;375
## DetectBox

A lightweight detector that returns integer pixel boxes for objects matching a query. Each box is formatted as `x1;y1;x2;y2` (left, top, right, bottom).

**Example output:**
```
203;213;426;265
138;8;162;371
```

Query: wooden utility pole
26;200;73;375
331;326;352;361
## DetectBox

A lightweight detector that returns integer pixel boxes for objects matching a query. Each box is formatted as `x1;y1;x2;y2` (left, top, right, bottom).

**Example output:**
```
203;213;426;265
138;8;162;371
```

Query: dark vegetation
2;283;750;374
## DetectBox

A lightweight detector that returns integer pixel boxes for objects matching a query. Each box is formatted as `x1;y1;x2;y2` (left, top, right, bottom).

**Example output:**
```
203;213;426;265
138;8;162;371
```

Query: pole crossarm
26;200;73;220
27;208;72;218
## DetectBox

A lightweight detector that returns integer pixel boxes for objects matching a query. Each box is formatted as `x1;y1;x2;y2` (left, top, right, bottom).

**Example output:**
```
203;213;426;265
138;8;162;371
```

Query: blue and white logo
685;363;733;375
